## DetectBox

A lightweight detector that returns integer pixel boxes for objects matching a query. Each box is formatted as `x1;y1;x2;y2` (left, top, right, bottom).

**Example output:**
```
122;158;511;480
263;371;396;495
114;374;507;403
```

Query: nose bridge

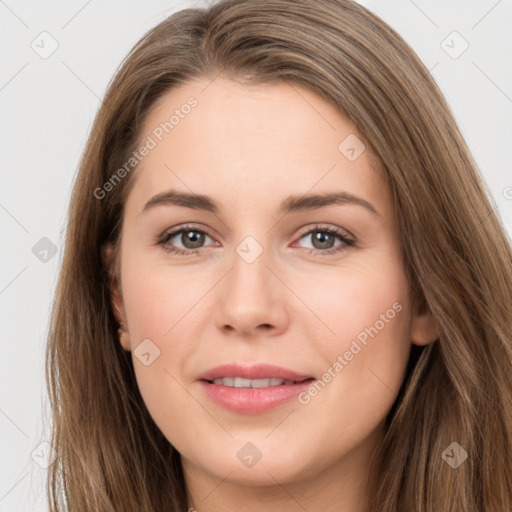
214;232;286;334
229;233;273;303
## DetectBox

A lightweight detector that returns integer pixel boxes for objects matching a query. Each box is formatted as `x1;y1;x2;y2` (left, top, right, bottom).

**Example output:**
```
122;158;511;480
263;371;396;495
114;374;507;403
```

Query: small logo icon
32;237;58;263
31;31;59;59
441;441;468;468
31;441;57;469
338;134;366;161
441;31;469;59
133;338;161;366
236;442;263;468
236;236;263;264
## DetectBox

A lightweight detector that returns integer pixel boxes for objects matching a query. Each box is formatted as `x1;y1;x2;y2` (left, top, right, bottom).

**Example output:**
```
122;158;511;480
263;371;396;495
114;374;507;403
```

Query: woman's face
106;76;436;495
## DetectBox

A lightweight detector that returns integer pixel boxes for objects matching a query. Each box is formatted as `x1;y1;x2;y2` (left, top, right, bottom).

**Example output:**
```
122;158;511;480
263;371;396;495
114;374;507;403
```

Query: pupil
314;231;334;249
184;230;204;248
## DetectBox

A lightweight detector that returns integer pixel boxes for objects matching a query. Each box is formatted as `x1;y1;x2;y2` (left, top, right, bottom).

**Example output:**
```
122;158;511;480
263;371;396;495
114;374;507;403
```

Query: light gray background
1;1;511;510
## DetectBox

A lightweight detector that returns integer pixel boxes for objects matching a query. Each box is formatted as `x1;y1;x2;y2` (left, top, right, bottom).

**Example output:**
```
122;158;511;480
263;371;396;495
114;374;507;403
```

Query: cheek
119;258;215;442
289;245;411;361
122;256;206;341
281;282;412;476
291;249;412;427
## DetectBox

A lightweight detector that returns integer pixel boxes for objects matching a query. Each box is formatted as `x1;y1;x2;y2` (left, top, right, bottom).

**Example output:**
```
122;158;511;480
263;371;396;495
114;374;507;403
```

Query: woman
45;0;512;510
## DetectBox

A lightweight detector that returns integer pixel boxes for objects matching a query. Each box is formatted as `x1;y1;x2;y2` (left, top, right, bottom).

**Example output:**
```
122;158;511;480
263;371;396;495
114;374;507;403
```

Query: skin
105;76;438;512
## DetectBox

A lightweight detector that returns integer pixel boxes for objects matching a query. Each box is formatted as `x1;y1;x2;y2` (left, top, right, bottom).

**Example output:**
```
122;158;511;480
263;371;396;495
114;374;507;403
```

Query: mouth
198;364;316;414
206;377;313;387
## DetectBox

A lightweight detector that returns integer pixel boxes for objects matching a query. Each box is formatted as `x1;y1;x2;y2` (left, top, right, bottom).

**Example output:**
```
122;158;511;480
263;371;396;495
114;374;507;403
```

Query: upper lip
198;363;314;382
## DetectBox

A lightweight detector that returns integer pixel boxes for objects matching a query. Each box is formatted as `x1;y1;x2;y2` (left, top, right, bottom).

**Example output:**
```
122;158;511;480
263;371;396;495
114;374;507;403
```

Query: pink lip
198;363;313;382
198;363;315;414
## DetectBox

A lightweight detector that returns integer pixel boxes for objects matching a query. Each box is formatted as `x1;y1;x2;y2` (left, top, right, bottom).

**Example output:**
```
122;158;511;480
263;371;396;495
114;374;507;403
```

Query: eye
156;224;216;256
293;224;355;256
156;223;355;256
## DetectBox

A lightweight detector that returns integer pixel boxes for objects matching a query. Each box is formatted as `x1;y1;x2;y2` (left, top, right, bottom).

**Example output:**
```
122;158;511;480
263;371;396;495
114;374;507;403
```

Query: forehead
124;76;389;218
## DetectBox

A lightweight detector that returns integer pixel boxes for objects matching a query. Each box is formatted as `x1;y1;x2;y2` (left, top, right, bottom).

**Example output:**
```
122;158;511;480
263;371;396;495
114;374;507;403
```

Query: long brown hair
45;0;512;510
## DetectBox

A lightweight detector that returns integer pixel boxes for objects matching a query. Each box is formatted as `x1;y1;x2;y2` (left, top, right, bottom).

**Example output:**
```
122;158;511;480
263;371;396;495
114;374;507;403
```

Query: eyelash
156;223;356;257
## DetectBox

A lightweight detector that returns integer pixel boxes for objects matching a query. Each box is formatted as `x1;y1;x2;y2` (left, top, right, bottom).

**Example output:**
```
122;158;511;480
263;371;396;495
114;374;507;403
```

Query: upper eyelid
163;223;214;240
295;223;353;239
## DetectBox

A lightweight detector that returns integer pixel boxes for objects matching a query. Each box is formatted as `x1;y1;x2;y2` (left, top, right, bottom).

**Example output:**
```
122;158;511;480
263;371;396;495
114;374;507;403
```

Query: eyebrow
141;190;380;217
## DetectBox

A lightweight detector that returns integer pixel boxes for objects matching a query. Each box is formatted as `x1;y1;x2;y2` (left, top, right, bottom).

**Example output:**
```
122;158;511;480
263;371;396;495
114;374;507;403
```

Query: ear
102;243;131;351
410;297;439;347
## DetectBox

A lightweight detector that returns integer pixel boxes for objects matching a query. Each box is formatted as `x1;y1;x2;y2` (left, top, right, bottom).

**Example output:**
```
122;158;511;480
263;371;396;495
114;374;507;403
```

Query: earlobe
117;323;131;351
102;243;131;351
410;300;439;347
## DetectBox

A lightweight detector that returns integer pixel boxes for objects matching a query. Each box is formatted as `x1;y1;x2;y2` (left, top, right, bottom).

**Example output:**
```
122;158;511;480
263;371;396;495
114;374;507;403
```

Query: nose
214;241;288;338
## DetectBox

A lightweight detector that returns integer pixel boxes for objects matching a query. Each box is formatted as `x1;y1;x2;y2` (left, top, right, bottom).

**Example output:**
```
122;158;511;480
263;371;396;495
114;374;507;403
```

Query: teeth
234;377;251;388
211;377;296;388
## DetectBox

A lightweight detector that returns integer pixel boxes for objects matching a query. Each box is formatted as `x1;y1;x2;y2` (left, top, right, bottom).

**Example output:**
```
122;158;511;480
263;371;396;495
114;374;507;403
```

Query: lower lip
199;380;314;414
